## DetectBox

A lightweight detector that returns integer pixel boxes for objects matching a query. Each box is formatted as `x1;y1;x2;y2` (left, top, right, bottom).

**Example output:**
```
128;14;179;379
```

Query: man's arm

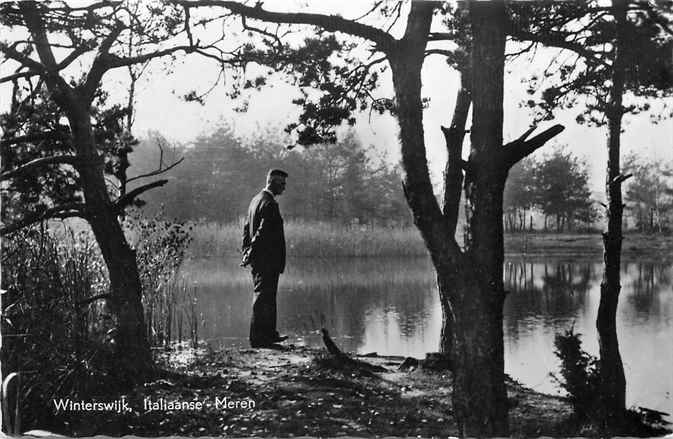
241;221;251;251
249;201;276;249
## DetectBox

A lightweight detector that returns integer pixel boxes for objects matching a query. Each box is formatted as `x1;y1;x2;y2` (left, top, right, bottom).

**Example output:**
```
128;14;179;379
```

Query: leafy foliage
0;86;135;224
0;211;194;430
235;34;384;145
504;157;537;231
534;148;595;232
1;227;115;432
509;1;673;124
503;148;597;232
623;154;673;233
552;328;602;421
134;127;410;225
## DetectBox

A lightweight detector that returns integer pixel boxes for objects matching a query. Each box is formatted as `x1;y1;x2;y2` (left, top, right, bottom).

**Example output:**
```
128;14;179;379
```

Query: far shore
185;221;673;259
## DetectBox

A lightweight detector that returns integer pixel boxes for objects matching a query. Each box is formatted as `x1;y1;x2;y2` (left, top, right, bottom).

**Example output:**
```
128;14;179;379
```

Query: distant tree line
503;148;596;233
624;154;673;233
503;149;673;234
130;128;411;226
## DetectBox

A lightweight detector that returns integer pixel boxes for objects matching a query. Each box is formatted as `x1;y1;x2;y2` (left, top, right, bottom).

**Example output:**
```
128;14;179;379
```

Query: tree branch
0;203;87;236
442;74;471;237
503;124;565;168
0;70;41;84
427;32;457;41
17;2;76;103
114;179;168;211
0;42;47;73
126;157;184;183
1;155;79;181
509;29;608;67
424;49;455;58
81;24;124;102
57;44;92;70
174;0;397;51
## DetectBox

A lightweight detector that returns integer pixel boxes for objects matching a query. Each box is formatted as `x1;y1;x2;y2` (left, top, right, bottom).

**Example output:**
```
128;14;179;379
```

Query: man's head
266;169;288;196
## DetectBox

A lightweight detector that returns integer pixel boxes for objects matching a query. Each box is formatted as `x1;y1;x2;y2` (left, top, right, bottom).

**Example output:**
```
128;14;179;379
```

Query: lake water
181;256;673;415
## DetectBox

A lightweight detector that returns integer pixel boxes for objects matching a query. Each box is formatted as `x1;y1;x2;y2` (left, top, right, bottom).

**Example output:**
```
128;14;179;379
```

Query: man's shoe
250;340;274;348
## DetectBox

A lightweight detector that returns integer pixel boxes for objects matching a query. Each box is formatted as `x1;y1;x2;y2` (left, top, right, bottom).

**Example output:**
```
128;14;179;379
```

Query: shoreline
186;223;673;259
46;344;669;437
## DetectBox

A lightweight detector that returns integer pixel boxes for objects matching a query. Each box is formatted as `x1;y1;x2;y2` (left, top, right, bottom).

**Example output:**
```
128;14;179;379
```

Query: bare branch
505;41;535;59
81;24;124;102
126;157;184;183
611;173;633;186
0;42;46;73
114;179;168;211
442;74;471;236
349;1;380;22
427;32;457;41
241;15;282;47
50;1;122;13
57;44;91;70
424;49;454;58
503;124;565;168
184;4;195;46
0;70;40;84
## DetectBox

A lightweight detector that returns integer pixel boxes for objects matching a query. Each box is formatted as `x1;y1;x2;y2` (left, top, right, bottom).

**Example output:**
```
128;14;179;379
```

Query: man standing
241;169;288;347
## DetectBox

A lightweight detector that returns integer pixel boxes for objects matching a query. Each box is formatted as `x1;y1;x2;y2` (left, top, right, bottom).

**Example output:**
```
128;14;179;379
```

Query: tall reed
122;210;198;348
188;220;428;258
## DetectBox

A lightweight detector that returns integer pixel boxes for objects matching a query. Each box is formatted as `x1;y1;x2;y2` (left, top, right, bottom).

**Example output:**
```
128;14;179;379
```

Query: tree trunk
69;102;154;379
18;1;154;380
597;0;627;426
385;1;562;435
450;2;509;435
387;3;509;434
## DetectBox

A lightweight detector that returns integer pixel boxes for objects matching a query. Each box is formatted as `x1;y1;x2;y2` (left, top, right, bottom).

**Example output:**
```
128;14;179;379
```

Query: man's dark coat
242;190;286;274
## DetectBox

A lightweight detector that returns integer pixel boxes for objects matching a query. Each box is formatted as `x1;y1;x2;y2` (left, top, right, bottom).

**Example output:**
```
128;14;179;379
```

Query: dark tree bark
69;104;153;376
12;2;155;377
597;0;628;424
448;3;509;433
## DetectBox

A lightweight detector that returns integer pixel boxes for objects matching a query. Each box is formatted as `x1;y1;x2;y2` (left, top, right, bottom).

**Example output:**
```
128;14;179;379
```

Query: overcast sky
2;1;671;195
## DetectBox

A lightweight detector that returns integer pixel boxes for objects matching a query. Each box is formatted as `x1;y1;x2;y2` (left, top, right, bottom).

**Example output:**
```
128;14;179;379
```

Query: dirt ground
55;343;591;437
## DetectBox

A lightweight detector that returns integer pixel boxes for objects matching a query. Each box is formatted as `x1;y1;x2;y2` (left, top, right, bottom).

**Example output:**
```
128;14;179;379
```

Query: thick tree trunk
69;103;154;379
385;2;561;435
597;0;627;426
18;1;154;380
389;3;508;434
449;2;509;435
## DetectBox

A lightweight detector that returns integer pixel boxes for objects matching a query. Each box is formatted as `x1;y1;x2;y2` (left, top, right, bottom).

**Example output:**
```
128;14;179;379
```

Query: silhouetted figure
241;169;288;347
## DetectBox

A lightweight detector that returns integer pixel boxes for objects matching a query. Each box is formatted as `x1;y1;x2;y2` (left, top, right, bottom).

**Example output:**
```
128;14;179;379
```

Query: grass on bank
188;220;428;258
187;220;673;259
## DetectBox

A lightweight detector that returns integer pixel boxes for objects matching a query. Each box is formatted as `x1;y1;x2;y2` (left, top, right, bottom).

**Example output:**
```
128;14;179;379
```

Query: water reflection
181;256;673;414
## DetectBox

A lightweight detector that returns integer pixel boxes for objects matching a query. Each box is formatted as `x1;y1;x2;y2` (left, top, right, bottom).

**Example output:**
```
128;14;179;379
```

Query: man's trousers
249;269;280;345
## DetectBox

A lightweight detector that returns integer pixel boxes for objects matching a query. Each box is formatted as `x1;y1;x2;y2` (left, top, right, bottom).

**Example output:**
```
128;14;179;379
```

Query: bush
0;212;195;432
122;209;196;347
552;328;671;436
1;226;117;432
552;328;602;422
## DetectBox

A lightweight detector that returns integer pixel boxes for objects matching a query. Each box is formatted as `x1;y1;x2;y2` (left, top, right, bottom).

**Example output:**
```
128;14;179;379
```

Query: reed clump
1;213;197;432
187;220;427;258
